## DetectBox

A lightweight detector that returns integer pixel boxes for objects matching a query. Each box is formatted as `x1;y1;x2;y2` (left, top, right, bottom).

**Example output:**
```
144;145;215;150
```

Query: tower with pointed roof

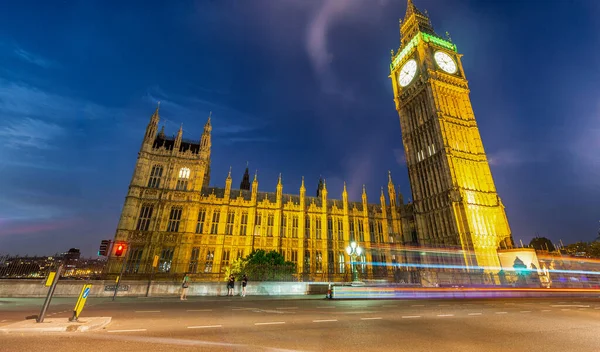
390;0;513;275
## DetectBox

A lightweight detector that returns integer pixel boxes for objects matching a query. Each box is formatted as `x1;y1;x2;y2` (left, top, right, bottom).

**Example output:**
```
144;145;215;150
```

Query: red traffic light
115;244;125;257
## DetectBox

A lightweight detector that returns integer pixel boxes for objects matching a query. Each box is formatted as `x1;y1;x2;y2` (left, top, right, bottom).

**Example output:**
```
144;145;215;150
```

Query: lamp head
351;241;357;249
345;246;352;255
356;246;363;256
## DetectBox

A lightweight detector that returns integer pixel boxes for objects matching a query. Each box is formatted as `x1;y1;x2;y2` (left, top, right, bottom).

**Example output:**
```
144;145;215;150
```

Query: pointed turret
300;176;306;207
251;170;258;202
143;102;160;145
316;176;324;197
400;0;436;45
174;123;183;151
362;184;368;204
276;173;283;204
321;178;328;202
387;171;397;208
380;187;388;217
200;112;212;152
225;166;232;198
240;162;251;190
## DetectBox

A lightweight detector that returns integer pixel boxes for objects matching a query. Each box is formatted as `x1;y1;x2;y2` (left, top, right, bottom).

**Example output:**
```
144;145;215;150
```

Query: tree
529;237;555;252
225;250;297;281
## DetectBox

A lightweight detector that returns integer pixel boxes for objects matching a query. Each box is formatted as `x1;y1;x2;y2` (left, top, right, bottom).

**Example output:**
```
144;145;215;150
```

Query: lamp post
345;241;362;283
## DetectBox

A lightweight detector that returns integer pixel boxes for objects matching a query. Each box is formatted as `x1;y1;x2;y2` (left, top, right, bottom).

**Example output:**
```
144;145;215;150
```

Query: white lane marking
437;314;454;317
542;310;552;312
317;306;336;309
339;311;379;314
402;315;421;319
551;305;590;308
187;309;213;312
361;317;383;320
276;307;298;310
468;313;482;316
187;325;222;329
108;329;147;333
1;320;8;322
520;311;531;313
135;310;160;313
255;321;286;326
495;312;508;314
411;304;425;307
313;319;338;323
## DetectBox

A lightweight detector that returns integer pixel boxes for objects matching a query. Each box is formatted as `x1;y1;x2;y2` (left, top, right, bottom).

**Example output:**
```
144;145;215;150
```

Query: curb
0;317;112;334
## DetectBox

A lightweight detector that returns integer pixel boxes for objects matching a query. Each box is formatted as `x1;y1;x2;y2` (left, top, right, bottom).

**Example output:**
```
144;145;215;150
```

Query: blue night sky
0;0;599;256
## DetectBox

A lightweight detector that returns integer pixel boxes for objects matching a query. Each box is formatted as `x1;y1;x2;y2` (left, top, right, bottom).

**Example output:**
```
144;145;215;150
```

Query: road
1;295;600;352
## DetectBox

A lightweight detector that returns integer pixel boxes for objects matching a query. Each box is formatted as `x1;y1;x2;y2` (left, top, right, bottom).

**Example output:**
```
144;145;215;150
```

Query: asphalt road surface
2;295;600;352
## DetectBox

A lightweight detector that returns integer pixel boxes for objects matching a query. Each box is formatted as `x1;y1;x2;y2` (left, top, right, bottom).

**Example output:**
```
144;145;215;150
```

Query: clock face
398;59;417;87
434;51;457;74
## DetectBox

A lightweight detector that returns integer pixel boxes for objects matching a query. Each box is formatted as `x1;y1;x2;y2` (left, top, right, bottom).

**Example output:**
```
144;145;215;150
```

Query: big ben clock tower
390;0;514;272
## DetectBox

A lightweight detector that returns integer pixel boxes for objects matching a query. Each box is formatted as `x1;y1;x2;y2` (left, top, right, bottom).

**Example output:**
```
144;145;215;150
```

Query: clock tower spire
389;0;514;279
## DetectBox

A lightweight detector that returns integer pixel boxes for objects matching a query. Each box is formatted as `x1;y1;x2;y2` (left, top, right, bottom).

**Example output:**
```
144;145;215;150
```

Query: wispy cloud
13;48;56;68
0;118;64;149
0;79;114;122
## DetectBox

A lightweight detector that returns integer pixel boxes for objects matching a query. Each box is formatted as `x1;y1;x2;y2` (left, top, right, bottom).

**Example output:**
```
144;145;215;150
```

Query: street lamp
345;241;362;283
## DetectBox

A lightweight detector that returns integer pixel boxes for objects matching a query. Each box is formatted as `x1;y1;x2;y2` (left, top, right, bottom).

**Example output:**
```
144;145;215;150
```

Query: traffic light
114;244;125;257
98;240;110;256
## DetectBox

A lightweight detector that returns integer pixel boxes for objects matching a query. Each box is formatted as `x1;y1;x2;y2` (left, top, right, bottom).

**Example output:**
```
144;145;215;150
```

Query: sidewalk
0;317;111;333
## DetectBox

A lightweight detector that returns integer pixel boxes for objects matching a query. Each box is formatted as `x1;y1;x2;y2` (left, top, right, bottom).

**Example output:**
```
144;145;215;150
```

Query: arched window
147;165;163;188
176;167;190;190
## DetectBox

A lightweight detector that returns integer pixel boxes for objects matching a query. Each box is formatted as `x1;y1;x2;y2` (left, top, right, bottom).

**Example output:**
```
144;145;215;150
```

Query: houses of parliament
109;0;514;282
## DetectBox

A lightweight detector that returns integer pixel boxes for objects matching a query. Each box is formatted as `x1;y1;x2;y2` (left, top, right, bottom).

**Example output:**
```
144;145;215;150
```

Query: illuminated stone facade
109;105;416;282
389;0;514;272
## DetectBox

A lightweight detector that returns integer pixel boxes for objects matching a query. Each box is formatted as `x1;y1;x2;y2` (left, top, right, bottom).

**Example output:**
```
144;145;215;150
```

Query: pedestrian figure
227;274;235;296
180;274;190;300
241;275;248;297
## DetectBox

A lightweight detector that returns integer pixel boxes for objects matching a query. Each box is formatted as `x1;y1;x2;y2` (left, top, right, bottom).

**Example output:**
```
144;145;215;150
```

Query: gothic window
147;165;163;188
305;216;311;239
267;213;274;237
204;249;214;273
195;209;206;234
136;205;153;231
304;250;311;272
377;221;384;243
188;247;200;273
291;215;299;238
369;220;376;242
255;213;262;235
290;250;298;264
315;251;323;272
338;252;345;274
158;247;174;273
327;250;334;274
221;249;230;268
327;217;333;240
281;214;287;238
358;221;364;242
226;211;235;235
125;247;143;273
337;219;343;239
240;212;248;236
176;167;190;190
315;218;322;239
359;254;367;274
210;211;220;234
166;207;182;232
349;219;355;241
